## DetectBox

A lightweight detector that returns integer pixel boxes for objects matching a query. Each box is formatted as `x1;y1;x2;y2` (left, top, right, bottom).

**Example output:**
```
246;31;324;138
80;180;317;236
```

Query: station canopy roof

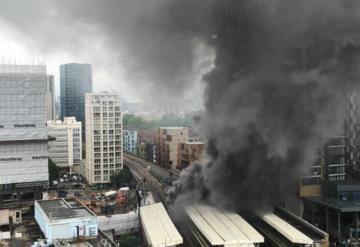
186;204;264;246
140;202;183;247
260;213;313;245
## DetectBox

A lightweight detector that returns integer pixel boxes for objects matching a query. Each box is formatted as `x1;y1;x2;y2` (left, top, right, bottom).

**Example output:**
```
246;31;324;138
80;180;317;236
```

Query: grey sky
0;0;210;103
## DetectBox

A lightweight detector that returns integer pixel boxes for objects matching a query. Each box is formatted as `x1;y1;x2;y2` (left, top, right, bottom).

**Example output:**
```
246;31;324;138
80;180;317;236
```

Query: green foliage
123;113;147;128
110;166;133;188
123;113;195;129
48;158;60;181
119;234;141;247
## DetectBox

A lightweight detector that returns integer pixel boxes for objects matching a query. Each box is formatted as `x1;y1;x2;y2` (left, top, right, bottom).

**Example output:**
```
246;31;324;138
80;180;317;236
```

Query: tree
123;112;196;129
48;158;60;181
110;166;133;188
119;234;141;247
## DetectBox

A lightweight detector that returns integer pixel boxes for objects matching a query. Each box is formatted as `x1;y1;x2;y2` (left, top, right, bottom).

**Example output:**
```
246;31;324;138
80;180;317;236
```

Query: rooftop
37;199;95;222
184;141;204;145
186;204;264;245
260;213;313;245
140;202;183;247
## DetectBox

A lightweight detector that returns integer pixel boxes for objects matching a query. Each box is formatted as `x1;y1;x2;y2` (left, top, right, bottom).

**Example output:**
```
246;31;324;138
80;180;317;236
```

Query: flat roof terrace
37;198;95;222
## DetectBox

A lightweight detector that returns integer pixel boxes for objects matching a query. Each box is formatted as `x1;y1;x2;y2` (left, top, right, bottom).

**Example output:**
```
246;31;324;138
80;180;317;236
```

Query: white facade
123;129;138;154
35;199;98;242
85;92;123;185
46;75;56;121
47;117;82;169
97;211;139;234
0;64;49;187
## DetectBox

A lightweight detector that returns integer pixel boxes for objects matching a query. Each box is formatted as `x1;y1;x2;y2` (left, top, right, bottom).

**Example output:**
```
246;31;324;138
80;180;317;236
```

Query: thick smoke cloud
166;0;360;211
1;0;360;211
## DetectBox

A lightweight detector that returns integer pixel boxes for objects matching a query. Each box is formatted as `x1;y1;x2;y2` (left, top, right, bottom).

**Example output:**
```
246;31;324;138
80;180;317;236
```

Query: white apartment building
0;64;49;198
47;117;82;170
85;92;123;185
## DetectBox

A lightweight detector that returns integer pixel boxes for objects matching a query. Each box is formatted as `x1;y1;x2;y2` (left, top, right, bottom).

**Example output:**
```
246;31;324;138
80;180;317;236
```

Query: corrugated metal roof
260;213;313;245
140;203;183;247
186;204;264;246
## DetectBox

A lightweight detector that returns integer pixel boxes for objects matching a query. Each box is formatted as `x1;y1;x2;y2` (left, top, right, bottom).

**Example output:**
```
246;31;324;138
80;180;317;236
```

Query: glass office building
60;63;93;137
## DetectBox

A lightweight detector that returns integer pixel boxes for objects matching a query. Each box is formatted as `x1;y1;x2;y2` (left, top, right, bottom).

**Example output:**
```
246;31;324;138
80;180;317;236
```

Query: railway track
124;157;169;205
124;153;323;247
124;153;180;180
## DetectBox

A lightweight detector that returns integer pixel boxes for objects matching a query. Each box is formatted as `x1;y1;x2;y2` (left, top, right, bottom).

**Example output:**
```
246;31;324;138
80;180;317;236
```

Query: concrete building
303;181;360;244
177;141;204;170
324;136;347;182
299;146;324;198
0;208;22;226
136;142;155;163
35;198;98;242
60;63;93;138
347;91;360;170
85;92;123;185
123;129;138;154
138;129;155;144
155;127;189;169
47;117;82;171
0;64;49;200
46;75;56;120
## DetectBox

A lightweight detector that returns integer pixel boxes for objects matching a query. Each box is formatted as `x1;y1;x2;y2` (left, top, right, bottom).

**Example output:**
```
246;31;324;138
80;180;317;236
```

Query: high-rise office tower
85;92;123;185
60;63;93;138
47;117;82;172
46;75;56;120
0;64;49;200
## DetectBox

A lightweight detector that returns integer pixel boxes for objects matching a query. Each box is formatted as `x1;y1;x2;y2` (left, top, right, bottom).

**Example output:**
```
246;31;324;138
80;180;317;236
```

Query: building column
325;207;329;232
338;211;341;242
311;203;315;223
356;212;359;239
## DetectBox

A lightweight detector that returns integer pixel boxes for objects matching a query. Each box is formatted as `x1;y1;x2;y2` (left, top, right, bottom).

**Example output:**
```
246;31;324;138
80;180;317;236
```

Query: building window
15;212;20;222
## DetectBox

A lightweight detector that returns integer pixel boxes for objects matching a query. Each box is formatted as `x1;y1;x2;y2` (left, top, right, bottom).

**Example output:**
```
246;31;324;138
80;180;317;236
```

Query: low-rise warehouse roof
260;213;313;245
37;199;95;222
186;204;264;246
140;202;183;247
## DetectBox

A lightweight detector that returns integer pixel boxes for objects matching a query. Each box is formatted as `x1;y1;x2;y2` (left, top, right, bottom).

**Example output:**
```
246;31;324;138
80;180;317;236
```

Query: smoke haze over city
2;0;360;212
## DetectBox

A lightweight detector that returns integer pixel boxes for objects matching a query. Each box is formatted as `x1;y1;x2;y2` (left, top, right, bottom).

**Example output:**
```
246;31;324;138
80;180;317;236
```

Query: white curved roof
186;204;264;246
140;203;183;247
260;213;313;245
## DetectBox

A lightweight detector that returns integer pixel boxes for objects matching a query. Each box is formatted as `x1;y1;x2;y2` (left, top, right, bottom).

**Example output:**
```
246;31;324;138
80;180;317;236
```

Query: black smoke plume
2;0;360;211
167;0;360;211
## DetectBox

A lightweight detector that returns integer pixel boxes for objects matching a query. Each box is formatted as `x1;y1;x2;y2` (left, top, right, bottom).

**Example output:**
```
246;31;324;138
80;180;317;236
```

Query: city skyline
2;1;360;246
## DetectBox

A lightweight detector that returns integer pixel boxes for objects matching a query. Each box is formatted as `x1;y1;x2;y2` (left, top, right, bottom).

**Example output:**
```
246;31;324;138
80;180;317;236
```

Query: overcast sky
0;0;211;104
